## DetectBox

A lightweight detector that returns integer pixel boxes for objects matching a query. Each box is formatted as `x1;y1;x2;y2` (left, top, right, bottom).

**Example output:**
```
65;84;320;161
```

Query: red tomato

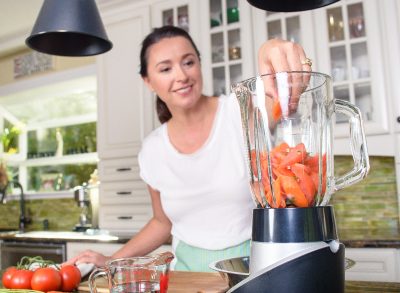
2;266;18;288
9;269;34;289
31;267;62;292
59;265;81;291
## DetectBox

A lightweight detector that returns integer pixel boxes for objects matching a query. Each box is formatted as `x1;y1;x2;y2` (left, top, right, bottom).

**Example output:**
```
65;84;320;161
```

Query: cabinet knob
397;116;400;123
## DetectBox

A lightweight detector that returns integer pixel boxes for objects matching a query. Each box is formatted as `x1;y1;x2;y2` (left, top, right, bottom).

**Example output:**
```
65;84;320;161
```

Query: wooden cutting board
78;271;229;293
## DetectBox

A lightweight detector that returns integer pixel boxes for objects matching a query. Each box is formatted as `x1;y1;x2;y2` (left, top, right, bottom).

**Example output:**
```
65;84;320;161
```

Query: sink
15;230;119;241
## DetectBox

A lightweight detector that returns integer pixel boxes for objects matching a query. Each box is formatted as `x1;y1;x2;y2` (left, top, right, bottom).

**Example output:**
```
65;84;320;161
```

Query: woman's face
143;36;203;113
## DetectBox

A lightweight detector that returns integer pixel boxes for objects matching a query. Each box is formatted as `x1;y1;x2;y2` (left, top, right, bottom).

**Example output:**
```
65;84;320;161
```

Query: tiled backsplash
0;198;81;231
332;156;399;231
0;156;399;233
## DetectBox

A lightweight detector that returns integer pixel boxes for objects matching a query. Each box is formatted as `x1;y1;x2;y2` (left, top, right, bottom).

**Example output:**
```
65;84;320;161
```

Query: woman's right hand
63;250;111;267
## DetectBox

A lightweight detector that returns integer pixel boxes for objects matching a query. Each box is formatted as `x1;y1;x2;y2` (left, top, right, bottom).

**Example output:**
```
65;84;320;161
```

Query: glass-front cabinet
314;0;388;137
0;67;98;195
252;0;390;144
151;0;200;36
203;0;253;96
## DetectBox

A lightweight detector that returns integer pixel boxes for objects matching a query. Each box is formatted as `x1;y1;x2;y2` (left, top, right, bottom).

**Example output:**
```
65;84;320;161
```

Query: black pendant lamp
26;0;112;56
247;0;340;12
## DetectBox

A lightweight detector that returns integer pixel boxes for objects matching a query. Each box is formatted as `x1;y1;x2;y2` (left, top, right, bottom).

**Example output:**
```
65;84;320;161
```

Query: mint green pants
173;239;250;272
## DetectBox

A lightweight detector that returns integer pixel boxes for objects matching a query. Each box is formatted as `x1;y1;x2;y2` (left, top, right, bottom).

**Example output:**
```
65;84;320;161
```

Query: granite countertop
339;228;400;248
0;229;132;243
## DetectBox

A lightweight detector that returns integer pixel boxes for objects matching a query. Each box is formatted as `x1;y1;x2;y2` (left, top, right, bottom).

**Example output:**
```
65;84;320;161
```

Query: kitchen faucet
0;181;31;232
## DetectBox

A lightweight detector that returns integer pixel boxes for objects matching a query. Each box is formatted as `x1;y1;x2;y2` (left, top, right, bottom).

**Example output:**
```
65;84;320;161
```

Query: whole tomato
31;267;62;292
9;269;34;289
2;266;18;288
59;265;81;291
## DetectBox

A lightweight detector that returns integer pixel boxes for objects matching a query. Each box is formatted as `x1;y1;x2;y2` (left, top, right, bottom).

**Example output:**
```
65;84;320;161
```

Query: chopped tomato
279;143;307;168
279;175;309;207
272;99;282;121
291;163;317;205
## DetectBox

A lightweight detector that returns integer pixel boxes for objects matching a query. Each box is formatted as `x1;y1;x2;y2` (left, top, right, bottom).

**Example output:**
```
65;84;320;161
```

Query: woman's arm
64;185;172;267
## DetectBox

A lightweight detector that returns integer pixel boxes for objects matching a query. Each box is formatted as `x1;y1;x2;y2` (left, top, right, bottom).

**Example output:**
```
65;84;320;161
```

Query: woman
66;26;311;272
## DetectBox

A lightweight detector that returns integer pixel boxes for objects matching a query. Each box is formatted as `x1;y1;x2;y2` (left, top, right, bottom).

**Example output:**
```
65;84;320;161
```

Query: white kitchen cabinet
313;0;398;156
345;248;400;282
251;0;399;156
97;4;153;160
96;2;154;234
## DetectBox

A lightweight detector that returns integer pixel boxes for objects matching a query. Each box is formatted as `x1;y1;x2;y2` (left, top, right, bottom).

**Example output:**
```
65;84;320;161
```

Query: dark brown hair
139;26;201;124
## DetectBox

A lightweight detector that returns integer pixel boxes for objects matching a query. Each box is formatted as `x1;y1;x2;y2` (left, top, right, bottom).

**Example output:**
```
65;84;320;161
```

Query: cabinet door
100;181;150;205
66;242;123;259
251;9;316;70
314;0;389;139
99;205;153;235
199;0;253;96
97;5;153;159
345;248;400;282
151;0;200;40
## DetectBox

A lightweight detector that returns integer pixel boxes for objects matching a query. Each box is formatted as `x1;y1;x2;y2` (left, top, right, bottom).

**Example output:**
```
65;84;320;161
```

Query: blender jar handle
88;267;107;293
333;99;370;191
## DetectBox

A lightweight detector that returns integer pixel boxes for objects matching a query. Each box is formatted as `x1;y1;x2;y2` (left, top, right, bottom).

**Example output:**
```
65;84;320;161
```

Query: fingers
64;250;107;267
258;39;312;116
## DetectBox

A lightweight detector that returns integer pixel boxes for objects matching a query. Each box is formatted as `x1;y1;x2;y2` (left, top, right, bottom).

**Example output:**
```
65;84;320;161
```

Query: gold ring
301;57;312;67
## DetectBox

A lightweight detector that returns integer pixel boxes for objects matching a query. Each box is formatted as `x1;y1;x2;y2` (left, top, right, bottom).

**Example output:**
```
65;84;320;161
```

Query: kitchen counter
1;228;399;248
78;271;400;293
0;230;131;244
340;228;400;248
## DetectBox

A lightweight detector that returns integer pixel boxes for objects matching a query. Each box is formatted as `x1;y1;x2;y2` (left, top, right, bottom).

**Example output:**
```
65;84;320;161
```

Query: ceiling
0;0;43;42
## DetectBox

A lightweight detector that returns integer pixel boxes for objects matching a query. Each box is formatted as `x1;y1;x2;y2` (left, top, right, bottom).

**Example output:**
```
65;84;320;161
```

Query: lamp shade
247;0;340;12
26;0;112;56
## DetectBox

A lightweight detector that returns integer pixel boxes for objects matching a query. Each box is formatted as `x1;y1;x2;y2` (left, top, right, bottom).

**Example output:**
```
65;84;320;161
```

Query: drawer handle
117;216;133;220
116;191;132;195
116;167;132;172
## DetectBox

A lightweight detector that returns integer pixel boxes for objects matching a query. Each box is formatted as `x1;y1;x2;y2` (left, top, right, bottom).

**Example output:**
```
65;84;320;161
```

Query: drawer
99;205;152;233
345;248;400;282
67;242;123;259
100;181;150;205
99;157;140;182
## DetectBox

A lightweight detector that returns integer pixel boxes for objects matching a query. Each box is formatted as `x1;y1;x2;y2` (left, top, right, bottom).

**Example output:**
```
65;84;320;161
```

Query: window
0;68;98;196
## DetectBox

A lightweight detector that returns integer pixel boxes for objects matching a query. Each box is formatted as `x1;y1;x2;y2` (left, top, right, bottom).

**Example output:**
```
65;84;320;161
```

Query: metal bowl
209;256;250;288
209;256;355;288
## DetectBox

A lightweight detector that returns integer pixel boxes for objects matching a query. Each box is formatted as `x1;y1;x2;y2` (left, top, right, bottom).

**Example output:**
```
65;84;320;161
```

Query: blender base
228;244;345;293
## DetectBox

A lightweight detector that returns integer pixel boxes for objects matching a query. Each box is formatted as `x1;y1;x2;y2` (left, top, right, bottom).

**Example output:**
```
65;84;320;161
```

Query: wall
0;48;95;86
332;156;399;231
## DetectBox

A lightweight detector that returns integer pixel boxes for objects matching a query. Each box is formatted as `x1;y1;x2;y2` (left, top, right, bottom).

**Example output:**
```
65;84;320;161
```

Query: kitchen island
79;271;400;293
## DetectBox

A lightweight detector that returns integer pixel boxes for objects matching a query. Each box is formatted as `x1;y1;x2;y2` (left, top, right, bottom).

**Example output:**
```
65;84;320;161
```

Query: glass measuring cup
88;255;172;293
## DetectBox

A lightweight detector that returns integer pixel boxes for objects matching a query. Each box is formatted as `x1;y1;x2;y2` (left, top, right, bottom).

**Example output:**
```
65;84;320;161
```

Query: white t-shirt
138;94;254;250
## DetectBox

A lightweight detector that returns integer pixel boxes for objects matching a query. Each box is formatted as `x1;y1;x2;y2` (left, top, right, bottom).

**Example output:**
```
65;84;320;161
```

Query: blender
225;72;369;292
